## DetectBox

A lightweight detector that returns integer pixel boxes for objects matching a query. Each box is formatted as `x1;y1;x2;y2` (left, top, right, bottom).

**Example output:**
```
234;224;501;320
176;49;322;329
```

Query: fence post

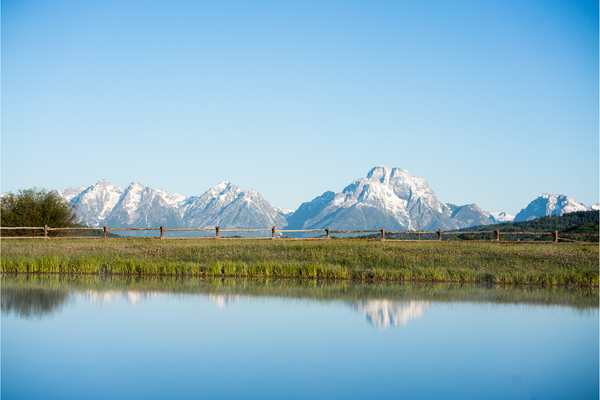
554;230;558;244
495;229;500;242
44;225;48;238
103;226;107;239
272;226;276;239
437;229;441;241
160;226;164;240
381;227;385;241
216;226;220;238
326;228;330;239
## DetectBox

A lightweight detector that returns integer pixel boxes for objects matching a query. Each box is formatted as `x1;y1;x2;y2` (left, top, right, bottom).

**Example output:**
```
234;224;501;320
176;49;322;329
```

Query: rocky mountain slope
58;180;286;230
513;193;590;222
286;166;496;231
181;182;288;229
490;212;515;222
56;166;596;231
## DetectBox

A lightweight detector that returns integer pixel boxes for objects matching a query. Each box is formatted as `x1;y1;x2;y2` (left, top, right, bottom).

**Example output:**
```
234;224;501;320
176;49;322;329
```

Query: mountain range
56;166;598;232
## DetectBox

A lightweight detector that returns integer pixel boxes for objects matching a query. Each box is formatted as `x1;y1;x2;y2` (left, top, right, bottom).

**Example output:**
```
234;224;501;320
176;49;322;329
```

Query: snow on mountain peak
514;193;589;222
59;178;291;230
155;188;187;208
123;183;145;210
366;166;394;184
56;169;594;232
61;185;88;202
182;182;286;228
94;178;113;187
491;212;515;222
213;182;231;192
67;180;125;225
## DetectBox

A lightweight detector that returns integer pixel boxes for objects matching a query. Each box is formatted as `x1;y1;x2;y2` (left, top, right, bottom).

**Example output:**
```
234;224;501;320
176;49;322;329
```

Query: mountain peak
183;182;286;229
291;166;466;231
366;166;394;180
514;193;589;222
127;182;145;190
96;178;112;186
366;166;409;186
491;211;515;222
212;181;233;192
57;173;592;233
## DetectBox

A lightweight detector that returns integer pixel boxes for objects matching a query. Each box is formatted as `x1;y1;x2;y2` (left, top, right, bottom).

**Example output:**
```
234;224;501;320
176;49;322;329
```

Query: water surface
2;274;598;400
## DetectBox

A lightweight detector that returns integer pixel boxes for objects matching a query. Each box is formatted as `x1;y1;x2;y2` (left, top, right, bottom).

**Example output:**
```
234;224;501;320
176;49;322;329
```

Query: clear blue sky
2;0;598;214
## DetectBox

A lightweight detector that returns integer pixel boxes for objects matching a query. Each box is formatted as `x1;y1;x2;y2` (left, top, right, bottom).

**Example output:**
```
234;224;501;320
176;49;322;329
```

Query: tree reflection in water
1;287;72;319
2;274;597;322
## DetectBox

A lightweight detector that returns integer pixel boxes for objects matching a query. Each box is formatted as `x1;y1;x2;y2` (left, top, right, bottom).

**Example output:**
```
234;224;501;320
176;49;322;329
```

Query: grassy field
1;238;598;286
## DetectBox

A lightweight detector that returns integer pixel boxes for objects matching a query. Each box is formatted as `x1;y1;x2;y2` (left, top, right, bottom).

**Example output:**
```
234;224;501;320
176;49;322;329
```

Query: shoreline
1;270;599;288
2;239;598;287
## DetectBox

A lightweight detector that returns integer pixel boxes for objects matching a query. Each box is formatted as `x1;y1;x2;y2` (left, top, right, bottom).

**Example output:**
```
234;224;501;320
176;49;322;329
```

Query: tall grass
1;239;598;286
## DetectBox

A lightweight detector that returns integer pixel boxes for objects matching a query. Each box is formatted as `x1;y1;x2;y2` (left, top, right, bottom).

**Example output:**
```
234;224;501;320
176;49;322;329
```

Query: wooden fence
0;225;597;243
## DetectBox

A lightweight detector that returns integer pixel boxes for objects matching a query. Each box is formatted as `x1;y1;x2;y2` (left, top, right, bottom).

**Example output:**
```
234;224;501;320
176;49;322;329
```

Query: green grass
1;238;598;286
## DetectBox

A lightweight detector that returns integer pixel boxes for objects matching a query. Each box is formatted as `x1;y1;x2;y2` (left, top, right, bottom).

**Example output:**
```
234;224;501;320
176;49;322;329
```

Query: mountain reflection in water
75;291;428;328
3;275;598;400
208;294;241;309
76;290;164;306
348;300;428;328
2;275;597;324
205;295;428;327
77;291;241;309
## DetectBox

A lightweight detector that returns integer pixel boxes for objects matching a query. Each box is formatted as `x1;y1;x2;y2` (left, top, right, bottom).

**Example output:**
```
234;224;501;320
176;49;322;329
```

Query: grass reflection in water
2;274;597;323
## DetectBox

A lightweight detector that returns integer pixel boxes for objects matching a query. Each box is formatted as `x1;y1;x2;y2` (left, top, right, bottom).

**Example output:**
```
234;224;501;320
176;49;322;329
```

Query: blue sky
2;0;598;214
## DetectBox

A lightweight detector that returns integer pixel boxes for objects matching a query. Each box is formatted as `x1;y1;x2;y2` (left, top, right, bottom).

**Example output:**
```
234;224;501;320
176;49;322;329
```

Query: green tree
1;188;81;236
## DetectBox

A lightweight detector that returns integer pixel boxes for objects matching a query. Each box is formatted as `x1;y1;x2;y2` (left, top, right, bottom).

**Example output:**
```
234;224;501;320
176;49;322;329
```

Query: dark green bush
1;188;81;236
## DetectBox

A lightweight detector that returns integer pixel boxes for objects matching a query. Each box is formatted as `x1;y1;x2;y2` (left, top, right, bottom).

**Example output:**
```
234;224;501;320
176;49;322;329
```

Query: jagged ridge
57;166;596;231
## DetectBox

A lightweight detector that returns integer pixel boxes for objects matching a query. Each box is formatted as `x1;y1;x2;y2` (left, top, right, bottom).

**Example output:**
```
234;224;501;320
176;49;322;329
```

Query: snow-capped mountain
102;182;187;229
63;180;286;230
513;193;590;222
284;191;336;230
66;179;125;227
182;182;288;229
285;166;495;231
490;212;515;222
58;186;88;202
56;167;597;232
446;203;497;227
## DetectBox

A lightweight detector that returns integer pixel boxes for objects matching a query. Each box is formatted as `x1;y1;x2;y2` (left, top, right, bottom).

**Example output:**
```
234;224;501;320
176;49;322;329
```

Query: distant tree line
351;211;598;242
451;210;599;242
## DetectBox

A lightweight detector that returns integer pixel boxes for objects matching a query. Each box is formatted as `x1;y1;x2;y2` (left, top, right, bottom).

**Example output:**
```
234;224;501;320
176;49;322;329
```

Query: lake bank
2;239;598;286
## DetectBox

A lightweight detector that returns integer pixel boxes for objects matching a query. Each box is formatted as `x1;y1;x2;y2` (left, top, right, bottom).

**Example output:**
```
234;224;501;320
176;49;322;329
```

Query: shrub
1;188;81;236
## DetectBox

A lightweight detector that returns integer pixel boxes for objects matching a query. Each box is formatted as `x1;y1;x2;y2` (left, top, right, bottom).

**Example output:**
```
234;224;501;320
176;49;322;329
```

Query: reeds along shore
1;239;598;287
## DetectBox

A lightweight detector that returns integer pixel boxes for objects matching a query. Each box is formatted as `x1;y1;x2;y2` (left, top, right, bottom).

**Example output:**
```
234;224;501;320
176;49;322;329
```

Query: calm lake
2;274;598;400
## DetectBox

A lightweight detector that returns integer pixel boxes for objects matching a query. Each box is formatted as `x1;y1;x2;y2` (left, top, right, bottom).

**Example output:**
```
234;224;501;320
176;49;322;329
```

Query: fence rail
0;225;597;243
